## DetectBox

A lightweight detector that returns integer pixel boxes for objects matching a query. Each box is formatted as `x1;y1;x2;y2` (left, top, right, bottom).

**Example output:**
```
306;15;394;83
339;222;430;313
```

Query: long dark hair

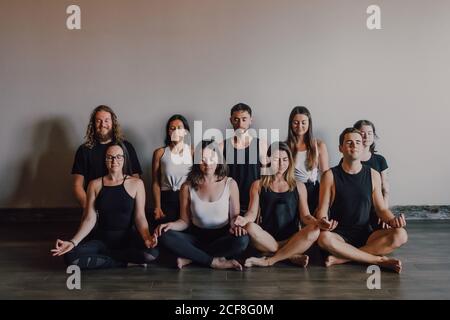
286;106;317;170
84;105;124;149
164;114;190;146
105;141;132;176
353;120;378;154
187;140;228;190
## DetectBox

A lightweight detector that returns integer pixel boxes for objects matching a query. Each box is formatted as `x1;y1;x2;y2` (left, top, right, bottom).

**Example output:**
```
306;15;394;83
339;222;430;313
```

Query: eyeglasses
105;154;124;162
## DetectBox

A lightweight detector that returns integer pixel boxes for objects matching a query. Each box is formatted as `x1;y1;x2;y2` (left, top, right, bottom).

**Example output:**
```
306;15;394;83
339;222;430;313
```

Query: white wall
0;0;449;207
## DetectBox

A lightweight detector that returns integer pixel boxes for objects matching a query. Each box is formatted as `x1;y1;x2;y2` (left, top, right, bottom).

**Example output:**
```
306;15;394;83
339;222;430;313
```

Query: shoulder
125;176;144;191
228;177;238;188
250;179;261;192
181;180;192;191
127;175;143;184
122;140;137;152
75;144;90;155
321;168;334;183
370;168;382;182
87;177;102;191
295;181;306;192
315;139;327;150
153;147;165;159
374;153;388;164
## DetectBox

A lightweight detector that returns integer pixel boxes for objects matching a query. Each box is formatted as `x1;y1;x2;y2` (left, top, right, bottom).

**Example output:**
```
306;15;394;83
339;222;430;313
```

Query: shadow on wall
8;117;76;208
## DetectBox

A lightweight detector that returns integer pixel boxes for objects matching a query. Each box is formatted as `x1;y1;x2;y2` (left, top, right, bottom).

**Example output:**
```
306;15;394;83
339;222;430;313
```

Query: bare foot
211;257;243;271
324;255;349;267
176;257;192;269
244;256;270;268
378;257;402;274
289;254;309;268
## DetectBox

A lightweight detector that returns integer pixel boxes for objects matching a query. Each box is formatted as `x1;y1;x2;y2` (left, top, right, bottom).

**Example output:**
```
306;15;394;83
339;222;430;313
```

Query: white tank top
294;143;319;183
160;144;192;191
190;178;232;229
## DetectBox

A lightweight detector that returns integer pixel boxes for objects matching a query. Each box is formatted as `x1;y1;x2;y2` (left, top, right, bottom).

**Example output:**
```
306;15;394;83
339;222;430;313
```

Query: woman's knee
317;231;334;249
142;247;159;262
303;224;320;242
231;235;250;252
159;230;183;246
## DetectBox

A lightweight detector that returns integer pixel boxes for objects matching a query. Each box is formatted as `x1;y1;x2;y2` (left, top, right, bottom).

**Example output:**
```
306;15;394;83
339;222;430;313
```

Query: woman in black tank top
234;142;322;268
52;142;158;269
354;120;390;230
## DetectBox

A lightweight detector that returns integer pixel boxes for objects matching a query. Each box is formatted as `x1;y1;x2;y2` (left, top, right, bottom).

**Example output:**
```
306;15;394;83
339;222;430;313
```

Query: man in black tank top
221;103;268;214
315;128;408;273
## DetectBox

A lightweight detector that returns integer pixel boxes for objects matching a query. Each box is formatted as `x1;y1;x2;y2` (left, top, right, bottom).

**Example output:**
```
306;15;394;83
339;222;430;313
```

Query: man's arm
315;170;339;231
72;174;86;208
372;169;401;225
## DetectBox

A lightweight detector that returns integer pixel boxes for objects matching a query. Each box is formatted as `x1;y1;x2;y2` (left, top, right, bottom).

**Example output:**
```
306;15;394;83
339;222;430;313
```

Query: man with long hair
71;105;142;208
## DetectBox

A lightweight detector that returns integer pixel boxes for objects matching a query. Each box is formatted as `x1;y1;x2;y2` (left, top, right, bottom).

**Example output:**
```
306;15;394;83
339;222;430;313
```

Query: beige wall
0;0;449;207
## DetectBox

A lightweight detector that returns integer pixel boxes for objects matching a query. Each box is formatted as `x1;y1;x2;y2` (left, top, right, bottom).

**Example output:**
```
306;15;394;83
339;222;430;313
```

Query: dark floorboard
0;220;449;299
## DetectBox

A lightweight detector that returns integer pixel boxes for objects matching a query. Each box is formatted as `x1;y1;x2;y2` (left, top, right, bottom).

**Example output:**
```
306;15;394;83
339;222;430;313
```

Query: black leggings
64;237;159;270
159;225;249;267
152;190;180;226
305;181;320;214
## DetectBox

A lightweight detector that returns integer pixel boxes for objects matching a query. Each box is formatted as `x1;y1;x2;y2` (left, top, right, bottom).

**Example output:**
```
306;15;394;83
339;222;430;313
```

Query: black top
94;176;135;248
71;140;142;189
259;187;299;241
338;153;388;173
223;137;261;212
329;164;372;228
362;153;388;173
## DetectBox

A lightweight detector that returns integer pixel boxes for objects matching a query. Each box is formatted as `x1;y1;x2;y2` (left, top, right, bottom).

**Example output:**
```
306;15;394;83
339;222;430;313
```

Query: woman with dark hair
286;106;329;214
354;120;390;229
52;142;158;269
152;115;193;225
234;142;324;268
154;140;249;270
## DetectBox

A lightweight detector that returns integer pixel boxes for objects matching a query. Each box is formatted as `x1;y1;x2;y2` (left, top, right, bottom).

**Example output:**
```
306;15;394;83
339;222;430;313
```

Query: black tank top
259;186;299;241
94;176;135;247
329;164;372;227
224;137;261;212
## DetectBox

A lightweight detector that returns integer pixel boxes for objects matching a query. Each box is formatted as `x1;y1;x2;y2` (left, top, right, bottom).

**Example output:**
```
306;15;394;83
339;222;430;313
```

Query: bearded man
71;105;142;208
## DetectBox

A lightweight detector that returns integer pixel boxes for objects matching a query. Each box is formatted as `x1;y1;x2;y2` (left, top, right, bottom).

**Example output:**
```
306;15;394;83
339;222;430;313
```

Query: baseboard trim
0;208;82;223
0;206;449;223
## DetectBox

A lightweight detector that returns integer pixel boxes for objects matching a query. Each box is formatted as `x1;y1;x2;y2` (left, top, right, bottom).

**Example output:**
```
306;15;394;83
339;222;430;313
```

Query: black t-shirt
362;153;388;173
223;138;261;213
71;140;143;189
338;153;388;174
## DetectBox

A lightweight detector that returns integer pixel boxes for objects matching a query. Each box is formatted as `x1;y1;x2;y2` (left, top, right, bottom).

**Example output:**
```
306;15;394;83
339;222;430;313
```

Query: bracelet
69;240;77;247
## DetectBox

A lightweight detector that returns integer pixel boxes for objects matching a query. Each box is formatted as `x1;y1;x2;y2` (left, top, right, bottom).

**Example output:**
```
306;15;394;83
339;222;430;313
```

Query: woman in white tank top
154;140;249;270
286;106;329;213
151;115;193;225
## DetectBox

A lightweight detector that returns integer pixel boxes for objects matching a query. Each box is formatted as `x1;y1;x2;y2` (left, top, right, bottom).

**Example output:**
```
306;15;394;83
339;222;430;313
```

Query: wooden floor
0;220;449;300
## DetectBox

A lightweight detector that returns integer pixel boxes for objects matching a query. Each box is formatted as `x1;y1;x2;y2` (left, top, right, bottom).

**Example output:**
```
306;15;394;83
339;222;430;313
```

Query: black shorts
333;226;373;248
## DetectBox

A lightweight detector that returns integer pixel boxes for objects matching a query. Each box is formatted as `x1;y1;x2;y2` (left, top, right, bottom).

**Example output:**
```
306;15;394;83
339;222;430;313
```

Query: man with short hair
71;105;142;208
316;127;408;273
221;103;267;215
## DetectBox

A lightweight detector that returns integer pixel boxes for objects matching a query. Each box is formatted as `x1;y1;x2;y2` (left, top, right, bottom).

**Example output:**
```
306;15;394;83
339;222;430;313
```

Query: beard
96;128;113;142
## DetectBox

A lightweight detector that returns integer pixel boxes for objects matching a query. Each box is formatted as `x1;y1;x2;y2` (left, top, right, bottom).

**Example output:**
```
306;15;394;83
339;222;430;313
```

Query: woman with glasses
51;142;158;269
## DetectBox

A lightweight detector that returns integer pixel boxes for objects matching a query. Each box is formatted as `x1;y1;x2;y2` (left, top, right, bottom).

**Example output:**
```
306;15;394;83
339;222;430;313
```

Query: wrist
69;239;77;247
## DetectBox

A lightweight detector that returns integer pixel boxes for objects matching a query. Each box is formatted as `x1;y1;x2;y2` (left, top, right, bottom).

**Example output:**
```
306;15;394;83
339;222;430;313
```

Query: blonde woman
234;142;330;268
